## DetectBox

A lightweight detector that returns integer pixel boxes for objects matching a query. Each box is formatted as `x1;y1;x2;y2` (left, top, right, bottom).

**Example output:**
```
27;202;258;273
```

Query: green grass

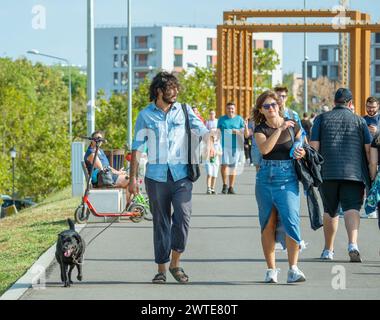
0;187;81;296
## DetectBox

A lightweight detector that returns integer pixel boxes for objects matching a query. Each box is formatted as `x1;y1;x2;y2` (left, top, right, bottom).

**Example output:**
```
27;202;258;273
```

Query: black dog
55;219;85;287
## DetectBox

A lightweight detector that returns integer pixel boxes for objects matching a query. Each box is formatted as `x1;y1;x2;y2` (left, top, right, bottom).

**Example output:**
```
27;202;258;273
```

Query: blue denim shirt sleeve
131;112;147;152
187;104;209;137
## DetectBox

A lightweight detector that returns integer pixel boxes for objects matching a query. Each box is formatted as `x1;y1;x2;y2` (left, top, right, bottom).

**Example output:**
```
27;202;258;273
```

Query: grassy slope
0;187;80;296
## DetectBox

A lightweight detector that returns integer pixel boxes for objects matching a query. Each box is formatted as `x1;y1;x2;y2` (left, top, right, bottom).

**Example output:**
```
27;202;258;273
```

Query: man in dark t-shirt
363;96;380;139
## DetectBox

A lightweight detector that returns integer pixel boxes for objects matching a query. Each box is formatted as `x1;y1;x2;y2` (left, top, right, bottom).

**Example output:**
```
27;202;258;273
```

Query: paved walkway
22;166;380;300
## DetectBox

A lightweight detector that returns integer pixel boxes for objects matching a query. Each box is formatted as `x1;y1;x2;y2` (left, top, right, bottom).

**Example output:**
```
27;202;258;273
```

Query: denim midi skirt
255;159;302;249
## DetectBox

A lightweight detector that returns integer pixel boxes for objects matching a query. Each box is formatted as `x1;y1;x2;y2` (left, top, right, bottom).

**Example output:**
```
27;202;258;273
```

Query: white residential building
95;25;283;97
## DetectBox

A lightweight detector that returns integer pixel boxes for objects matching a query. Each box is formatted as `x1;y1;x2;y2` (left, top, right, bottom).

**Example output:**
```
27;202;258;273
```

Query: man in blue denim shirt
129;71;211;284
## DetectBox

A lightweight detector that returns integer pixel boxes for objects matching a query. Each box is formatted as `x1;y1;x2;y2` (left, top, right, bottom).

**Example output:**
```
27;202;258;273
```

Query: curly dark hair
252;90;283;125
149;71;180;101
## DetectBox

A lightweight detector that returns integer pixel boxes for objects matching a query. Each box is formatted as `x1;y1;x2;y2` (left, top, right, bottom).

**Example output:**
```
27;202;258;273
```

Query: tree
177;66;217;119
297;76;341;113
0;58;75;200
253;48;281;101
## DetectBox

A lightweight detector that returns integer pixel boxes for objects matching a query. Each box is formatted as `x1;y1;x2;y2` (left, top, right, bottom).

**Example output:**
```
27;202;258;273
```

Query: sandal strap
169;267;189;282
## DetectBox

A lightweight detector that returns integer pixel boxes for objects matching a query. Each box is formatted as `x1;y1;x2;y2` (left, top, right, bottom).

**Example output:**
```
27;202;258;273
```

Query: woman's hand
293;147;306;160
280;120;295;131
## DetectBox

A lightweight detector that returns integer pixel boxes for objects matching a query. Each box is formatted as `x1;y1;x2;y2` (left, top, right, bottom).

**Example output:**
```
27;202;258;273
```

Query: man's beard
163;93;176;104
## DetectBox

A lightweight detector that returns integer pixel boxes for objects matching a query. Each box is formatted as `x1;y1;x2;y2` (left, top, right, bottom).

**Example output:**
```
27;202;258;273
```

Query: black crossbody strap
181;103;191;165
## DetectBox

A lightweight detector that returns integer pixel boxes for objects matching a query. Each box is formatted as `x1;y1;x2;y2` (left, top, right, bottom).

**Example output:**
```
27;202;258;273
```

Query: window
330;66;338;78
188;45;198;50
376;65;380;77
174;54;183;67
376;48;380;60
134;72;148;85
135;54;148;66
135;36;148;49
121;36;127;50
121;54;128;67
207;38;213;50
113;54;119;68
376;81;380;93
335;49;339;62
207;55;213;67
114;36;119;50
264;40;272;49
121;72;128;86
376;33;380;44
113;72;119;85
321;49;328;61
174;36;183;50
307;66;312;78
322;65;328;77
312;65;317;78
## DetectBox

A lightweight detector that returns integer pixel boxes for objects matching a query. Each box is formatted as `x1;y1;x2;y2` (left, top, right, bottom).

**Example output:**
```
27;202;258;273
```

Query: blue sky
1;0;379;74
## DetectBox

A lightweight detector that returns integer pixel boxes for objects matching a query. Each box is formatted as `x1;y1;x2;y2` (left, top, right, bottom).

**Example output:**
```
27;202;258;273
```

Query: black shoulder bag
182;103;201;182
97;167;115;188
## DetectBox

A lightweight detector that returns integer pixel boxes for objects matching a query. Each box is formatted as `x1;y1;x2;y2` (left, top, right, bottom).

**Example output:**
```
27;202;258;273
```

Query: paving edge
0;224;86;300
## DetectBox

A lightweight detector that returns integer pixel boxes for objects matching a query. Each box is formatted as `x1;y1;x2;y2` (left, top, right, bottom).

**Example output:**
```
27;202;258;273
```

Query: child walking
203;130;223;194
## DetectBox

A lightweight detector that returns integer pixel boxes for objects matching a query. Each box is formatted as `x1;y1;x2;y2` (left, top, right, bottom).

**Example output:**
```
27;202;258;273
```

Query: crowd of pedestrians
129;70;379;285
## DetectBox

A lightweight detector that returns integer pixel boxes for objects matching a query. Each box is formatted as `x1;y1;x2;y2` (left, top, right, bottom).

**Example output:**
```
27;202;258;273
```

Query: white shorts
205;163;219;178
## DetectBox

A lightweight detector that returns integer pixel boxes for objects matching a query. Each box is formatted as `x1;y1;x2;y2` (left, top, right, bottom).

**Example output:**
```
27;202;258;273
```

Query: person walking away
310;88;371;262
217;102;245;194
253;90;307;283
129;71;212;284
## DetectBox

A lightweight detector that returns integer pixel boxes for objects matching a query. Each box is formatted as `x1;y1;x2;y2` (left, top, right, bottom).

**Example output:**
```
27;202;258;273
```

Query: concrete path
21;166;380;300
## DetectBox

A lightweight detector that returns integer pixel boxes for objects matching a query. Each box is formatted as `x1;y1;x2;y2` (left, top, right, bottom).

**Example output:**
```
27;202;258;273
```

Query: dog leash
84;216;120;248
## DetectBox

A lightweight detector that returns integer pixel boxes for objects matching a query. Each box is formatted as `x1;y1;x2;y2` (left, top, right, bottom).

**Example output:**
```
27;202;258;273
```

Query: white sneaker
367;211;378;219
264;268;280;283
348;244;362;263
320;249;334;260
287;265;306;283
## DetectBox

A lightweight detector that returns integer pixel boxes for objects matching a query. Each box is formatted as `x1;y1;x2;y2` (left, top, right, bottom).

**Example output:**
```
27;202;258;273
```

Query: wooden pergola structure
217;9;380;117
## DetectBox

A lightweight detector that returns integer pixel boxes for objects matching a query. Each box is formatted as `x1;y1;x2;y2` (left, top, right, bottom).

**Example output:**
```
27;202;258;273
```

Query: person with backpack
129;71;213;284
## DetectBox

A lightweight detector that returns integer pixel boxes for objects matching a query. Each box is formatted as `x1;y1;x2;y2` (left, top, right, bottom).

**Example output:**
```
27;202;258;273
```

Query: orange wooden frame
217;9;380;116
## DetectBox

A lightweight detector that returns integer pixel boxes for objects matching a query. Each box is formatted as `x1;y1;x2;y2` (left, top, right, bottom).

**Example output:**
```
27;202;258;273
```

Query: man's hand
368;125;377;135
128;177;139;202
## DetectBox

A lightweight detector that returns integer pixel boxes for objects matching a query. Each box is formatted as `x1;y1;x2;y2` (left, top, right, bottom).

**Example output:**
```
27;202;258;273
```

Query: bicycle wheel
143;201;153;221
129;203;145;223
74;204;90;224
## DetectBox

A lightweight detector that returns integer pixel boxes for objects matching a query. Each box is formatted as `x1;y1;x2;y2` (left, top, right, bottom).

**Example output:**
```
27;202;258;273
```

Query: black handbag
181;103;201;182
97;167;115;187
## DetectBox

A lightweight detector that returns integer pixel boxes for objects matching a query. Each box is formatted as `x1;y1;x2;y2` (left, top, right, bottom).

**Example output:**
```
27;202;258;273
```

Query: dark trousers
144;171;193;264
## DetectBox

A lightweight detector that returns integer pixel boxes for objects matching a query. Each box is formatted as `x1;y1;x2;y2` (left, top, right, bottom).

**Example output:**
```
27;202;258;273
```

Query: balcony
134;64;155;71
133;46;156;53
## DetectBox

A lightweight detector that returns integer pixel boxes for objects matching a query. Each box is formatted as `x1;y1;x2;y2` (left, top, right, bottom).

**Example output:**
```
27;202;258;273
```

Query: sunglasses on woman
262;102;277;110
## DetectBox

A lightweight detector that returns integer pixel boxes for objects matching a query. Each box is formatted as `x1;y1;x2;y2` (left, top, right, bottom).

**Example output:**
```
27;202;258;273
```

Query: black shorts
319;180;365;217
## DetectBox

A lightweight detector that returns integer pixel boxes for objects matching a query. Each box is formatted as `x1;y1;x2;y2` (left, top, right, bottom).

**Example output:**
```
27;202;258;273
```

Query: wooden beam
350;22;362;114
219;23;380;33
361;13;371;115
223;9;362;21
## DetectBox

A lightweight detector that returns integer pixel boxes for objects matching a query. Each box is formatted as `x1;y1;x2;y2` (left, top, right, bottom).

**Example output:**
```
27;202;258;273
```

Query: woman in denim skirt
253;90;306;284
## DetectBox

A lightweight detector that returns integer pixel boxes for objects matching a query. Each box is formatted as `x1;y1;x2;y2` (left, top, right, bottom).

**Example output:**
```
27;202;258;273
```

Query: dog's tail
67;218;75;231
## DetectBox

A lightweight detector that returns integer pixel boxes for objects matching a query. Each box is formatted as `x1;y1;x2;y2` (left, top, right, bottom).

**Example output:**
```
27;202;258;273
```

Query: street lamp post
127;0;133;150
9;147;16;206
27;50;72;142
